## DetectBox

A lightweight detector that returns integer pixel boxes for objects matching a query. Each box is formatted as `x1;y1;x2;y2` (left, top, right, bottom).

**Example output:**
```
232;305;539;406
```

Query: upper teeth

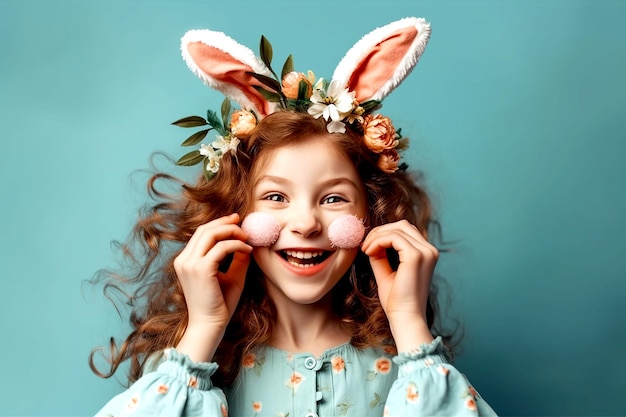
284;250;324;259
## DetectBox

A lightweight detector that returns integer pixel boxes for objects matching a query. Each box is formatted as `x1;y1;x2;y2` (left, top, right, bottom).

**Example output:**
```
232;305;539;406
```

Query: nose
288;205;322;238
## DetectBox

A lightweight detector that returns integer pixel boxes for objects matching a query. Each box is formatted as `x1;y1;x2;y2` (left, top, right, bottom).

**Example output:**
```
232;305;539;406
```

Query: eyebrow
254;175;361;190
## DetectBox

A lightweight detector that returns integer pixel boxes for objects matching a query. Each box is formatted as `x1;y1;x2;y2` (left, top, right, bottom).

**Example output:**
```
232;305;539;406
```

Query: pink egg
328;215;365;249
241;212;281;247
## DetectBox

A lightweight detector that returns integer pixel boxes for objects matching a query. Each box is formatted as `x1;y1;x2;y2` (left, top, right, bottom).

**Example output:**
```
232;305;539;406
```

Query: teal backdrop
1;0;625;415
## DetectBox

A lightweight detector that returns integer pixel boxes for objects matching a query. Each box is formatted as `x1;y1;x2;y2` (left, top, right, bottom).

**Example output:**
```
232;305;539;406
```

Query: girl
92;17;496;416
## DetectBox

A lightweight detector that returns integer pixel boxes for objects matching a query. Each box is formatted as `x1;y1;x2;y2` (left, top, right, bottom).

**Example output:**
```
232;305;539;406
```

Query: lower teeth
288;260;317;268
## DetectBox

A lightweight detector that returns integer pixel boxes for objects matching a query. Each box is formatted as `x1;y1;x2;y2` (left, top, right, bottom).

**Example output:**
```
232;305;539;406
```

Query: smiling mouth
279;250;332;268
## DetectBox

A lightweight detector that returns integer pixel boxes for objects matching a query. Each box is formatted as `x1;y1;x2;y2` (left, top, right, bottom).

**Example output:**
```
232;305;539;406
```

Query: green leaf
259;35;274;71
281;54;294;81
297;80;310;100
171;115;207;128
252;85;283;102
176;150;205;166
286;97;311;112
360;100;382;113
181;129;210;146
221;98;232;129
247;72;281;92
206;109;227;136
397;137;409;151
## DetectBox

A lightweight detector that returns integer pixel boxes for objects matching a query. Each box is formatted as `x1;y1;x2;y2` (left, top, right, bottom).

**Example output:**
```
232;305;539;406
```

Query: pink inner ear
188;42;272;116
347;27;418;103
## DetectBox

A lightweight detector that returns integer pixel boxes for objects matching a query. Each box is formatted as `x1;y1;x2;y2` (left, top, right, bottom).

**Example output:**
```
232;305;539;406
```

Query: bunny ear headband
173;17;431;180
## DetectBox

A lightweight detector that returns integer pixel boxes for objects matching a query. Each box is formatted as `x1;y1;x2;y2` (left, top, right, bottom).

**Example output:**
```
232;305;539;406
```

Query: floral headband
173;17;431;180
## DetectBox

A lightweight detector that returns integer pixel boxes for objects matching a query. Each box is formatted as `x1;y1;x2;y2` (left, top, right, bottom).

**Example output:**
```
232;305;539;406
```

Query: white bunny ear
332;17;431;103
181;30;280;117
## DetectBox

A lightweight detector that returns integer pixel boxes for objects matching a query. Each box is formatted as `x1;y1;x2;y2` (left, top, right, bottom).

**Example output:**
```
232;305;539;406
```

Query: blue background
1;0;625;415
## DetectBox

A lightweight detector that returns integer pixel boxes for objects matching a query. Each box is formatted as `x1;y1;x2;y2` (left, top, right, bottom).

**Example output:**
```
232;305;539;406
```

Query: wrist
388;313;434;353
176;322;226;363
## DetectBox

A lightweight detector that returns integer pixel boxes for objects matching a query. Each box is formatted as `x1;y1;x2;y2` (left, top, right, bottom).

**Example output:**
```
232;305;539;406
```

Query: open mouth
279;249;332;268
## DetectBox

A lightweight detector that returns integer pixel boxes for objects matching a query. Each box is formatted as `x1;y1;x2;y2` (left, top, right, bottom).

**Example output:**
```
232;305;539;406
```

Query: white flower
199;143;220;173
211;136;229;153
308;79;356;124
327;120;346;133
228;136;241;153
211;135;240;155
205;152;220;173
199;143;216;157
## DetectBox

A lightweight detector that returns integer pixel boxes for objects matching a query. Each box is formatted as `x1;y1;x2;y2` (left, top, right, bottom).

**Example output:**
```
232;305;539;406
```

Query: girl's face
250;136;367;307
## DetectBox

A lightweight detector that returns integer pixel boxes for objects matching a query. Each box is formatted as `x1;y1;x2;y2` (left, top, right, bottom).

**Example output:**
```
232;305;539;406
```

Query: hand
361;220;438;350
173;213;252;361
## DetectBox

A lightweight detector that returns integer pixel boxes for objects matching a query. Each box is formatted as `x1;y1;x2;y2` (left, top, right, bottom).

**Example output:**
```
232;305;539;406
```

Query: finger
362;223;438;259
363;232;438;274
219;250;252;310
185;223;249;260
197;240;253;274
364;233;417;281
184;213;241;253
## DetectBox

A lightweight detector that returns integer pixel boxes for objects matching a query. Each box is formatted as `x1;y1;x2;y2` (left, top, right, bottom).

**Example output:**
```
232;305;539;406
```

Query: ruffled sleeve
384;337;497;416
94;348;228;417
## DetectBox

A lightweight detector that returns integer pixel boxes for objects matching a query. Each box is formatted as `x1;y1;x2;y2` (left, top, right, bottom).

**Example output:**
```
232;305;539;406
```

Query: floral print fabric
95;337;496;416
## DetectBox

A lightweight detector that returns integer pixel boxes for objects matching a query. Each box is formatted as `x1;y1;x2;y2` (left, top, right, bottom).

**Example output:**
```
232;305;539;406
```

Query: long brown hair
90;111;454;387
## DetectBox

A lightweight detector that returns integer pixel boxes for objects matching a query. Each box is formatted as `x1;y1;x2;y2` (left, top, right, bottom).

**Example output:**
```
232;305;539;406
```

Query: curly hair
90;111;455;387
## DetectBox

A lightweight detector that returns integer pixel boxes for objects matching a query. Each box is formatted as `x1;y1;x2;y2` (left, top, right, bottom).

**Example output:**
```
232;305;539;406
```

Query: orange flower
286;371;305;391
362;114;398;153
242;352;256;368
290;372;303;384
156;384;169;394
252;401;263;413
374;357;392;374
220;403;228;417
126;394;140;412
281;71;313;99
188;376;198;388
466;397;477;411
468;385;479;398
377;149;400;173
230;110;256;139
331;356;346;373
437;365;450;376
406;382;419;403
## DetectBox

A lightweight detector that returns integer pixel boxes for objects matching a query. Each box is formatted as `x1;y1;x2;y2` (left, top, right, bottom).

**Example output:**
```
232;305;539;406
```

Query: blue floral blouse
95;337;496;416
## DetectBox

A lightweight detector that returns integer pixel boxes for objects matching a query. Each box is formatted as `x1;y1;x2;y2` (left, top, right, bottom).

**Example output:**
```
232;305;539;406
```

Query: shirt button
304;413;318;417
304;356;317;370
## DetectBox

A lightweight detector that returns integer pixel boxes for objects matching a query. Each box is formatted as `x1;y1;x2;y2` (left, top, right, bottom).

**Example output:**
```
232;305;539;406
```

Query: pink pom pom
241;212;281;247
328;215;365;249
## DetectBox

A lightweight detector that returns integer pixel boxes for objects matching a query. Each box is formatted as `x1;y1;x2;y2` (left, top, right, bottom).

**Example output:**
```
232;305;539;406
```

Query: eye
264;193;286;203
322;195;348;204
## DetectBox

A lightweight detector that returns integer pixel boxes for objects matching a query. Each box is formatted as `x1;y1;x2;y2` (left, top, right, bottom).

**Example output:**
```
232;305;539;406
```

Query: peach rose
377;150;400;173
281;71;313;99
252;401;262;413
230;110;257;139
362;114;398;153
